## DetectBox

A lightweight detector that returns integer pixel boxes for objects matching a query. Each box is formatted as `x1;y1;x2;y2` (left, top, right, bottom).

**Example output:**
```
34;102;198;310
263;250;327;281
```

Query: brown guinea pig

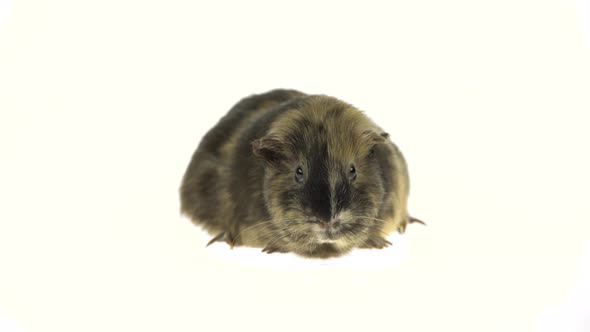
179;89;424;258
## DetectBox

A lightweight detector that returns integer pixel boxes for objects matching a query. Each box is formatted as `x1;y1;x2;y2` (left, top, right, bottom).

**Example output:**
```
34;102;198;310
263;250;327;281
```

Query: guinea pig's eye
295;166;304;183
349;165;357;181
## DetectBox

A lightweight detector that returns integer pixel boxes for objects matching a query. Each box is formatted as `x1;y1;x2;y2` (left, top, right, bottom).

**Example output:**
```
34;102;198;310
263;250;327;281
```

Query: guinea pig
179;89;424;258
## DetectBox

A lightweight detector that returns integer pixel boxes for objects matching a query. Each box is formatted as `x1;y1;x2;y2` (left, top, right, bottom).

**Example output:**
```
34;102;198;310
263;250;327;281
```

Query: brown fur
180;89;421;258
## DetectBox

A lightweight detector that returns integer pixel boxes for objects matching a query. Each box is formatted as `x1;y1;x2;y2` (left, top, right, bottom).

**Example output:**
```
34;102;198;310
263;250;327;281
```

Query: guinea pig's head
252;96;392;255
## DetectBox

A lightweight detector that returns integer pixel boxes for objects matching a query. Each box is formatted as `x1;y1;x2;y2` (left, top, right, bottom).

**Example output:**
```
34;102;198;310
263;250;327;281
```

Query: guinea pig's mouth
319;235;338;243
316;228;344;243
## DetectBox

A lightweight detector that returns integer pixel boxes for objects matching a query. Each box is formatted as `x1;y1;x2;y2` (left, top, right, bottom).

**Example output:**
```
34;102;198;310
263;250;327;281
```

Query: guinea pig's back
180;89;306;233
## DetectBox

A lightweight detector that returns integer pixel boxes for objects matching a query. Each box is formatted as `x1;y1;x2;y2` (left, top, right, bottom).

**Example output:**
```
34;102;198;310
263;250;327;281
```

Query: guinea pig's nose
319;218;341;229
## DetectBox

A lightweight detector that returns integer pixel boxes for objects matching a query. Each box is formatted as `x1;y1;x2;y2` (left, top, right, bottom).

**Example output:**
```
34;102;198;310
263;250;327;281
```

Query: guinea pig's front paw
206;232;236;248
359;237;392;249
261;246;288;254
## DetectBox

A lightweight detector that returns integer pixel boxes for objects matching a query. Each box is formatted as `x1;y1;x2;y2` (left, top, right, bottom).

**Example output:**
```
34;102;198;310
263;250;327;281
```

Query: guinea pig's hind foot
359;237;392;249
206;232;236;248
398;216;427;234
409;217;426;225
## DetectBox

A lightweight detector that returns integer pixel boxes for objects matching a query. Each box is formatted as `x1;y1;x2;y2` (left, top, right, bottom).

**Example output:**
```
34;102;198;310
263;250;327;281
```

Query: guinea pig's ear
362;130;389;145
251;135;286;164
362;131;389;155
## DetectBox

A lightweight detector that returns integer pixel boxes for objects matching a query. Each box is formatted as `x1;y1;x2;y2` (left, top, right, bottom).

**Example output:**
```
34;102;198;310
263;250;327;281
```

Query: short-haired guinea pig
180;89;423;258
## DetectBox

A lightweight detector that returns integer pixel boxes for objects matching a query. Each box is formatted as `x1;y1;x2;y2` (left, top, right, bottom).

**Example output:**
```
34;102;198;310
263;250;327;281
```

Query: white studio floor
1;1;589;331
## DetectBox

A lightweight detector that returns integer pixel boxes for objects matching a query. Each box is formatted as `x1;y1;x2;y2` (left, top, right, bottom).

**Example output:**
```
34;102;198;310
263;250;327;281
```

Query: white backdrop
1;0;589;331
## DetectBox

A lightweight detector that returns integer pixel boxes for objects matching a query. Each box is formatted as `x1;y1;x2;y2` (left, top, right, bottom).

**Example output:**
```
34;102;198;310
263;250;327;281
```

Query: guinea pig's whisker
231;218;306;243
294;231;309;245
356;227;390;239
346;222;390;238
348;221;386;230
258;223;309;244
255;220;308;238
264;227;307;250
356;217;390;224
345;235;364;248
306;237;315;253
230;221;276;243
343;229;369;248
257;227;296;242
340;231;355;245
